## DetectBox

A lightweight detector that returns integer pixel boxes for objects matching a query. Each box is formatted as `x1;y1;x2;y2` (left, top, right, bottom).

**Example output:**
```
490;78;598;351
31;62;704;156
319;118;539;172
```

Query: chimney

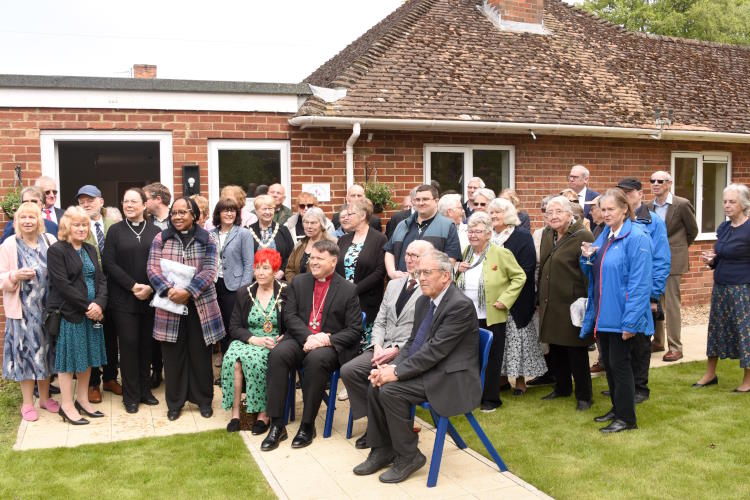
133;64;157;79
486;0;544;30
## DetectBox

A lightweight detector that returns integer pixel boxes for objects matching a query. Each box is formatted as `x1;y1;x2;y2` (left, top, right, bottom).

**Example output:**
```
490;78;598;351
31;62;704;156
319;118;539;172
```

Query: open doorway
57;141;161;210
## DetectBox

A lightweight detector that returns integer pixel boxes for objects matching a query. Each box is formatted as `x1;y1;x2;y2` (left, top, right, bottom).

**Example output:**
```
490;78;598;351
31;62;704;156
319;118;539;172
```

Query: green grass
425;361;750;500
0;379;274;499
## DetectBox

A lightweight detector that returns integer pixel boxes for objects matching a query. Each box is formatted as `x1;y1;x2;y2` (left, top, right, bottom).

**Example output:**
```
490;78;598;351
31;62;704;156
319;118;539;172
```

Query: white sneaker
337;388;349;401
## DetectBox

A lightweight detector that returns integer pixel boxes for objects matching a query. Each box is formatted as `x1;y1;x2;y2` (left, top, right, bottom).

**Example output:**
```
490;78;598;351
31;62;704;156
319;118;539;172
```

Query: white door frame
40;130;174;208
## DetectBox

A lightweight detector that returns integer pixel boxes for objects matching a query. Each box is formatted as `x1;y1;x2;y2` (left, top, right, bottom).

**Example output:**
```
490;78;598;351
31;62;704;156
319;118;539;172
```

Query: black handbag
43;303;64;337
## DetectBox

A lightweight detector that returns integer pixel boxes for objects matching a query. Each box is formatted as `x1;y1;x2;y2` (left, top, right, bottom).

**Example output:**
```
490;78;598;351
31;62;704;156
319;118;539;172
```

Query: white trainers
337;388;349;401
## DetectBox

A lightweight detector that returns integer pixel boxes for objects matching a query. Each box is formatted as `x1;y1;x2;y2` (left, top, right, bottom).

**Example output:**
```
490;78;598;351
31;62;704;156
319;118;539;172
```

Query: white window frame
424;144;515;200
671;151;732;241
40;130;174;208
207;139;291;213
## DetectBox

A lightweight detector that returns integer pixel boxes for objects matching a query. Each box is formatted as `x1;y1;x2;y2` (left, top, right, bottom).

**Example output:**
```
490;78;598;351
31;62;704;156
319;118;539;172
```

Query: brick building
2;0;750;351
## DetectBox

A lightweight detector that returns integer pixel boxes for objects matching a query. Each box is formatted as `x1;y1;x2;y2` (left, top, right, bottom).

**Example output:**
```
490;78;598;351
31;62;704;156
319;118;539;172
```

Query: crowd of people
2;166;749;483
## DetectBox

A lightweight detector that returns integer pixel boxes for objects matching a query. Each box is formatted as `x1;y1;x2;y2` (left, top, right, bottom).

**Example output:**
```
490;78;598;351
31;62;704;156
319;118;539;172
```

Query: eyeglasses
414;197;433;203
467;230;486;236
171;210;191;217
415;268;445;278
221;209;236;214
474;202;487;207
649;179;667;184
44;190;58;195
299;203;315;209
405;252;421;259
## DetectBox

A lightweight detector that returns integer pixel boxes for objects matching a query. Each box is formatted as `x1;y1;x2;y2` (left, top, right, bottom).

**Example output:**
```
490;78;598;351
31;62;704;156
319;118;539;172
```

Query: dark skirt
707;284;750;369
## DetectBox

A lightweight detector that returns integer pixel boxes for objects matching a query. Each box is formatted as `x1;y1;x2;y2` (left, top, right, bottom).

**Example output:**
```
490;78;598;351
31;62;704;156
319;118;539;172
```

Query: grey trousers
366;376;426;458
340;349;374;420
654;274;683;352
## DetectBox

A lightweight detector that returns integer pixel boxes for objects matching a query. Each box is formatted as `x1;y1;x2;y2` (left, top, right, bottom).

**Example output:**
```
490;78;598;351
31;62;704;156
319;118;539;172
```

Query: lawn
0;379;274;499
433;360;750;500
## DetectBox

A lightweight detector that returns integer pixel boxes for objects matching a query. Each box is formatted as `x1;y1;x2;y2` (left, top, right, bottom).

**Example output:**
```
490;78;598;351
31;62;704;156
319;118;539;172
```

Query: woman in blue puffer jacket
580;189;653;434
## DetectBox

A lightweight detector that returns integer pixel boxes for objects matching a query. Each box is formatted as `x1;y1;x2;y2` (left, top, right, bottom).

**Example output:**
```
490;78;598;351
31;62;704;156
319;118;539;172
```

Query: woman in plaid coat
148;197;225;421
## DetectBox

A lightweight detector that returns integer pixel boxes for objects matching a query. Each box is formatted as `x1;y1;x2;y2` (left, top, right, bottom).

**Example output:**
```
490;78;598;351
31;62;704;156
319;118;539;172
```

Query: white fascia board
288;116;750;143
0;88;300;113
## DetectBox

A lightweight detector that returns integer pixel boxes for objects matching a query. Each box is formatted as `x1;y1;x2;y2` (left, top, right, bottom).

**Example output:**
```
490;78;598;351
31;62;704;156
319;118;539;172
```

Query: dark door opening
58;141;161;210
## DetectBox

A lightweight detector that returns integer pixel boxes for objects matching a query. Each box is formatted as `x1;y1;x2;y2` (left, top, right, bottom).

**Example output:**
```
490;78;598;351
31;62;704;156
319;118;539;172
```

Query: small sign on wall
302;183;331;202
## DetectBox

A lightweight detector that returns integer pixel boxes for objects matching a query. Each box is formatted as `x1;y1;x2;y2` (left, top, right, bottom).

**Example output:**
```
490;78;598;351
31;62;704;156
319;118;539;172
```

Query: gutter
289;116;750;143
345;123;361;189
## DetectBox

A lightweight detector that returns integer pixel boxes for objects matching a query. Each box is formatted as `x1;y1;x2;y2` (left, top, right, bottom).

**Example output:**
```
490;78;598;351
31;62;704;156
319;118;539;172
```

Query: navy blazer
582;188;599;220
212;225;254;291
503;227;537;329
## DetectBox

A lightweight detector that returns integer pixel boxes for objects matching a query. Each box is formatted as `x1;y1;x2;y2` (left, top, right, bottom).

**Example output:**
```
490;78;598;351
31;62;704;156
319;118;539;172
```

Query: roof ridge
304;0;434;87
555;0;750;51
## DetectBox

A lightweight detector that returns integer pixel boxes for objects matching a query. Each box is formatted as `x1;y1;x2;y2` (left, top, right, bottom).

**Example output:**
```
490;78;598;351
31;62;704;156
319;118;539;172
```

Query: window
208;140;290;211
671;152;730;238
424;145;514;200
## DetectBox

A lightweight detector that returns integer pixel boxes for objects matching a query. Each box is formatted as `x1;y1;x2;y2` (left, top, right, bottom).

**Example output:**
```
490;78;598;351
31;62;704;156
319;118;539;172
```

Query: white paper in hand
150;258;197;315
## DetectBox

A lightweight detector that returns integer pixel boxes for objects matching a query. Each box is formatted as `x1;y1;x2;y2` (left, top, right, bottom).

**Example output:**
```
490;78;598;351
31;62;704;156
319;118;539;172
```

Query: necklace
126;219;147;242
248;281;285;334
250;222;280;248
309;281;330;330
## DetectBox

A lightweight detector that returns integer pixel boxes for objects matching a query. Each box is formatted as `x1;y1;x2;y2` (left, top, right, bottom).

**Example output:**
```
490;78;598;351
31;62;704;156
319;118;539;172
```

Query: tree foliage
581;0;750;45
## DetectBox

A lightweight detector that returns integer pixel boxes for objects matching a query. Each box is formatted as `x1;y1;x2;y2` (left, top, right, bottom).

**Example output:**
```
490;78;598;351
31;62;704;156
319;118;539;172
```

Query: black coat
503;227;536;329
47;241;108;323
386;209;411;240
333;213;382;233
248;221;295;272
228;280;287;342
335;227;386;324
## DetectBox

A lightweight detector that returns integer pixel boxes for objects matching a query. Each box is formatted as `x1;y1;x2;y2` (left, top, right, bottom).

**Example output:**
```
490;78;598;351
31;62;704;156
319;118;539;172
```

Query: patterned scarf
456;244;489;312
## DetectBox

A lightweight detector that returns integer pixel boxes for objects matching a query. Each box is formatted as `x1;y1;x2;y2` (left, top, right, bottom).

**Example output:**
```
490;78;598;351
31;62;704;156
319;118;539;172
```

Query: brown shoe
590;362;605;373
651;343;665;353
663;351;683;362
88;386;102;403
102;380;123;395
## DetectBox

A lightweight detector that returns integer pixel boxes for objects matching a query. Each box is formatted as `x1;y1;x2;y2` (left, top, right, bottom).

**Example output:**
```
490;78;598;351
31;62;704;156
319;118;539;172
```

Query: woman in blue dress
0;201;60;421
47;206;108;425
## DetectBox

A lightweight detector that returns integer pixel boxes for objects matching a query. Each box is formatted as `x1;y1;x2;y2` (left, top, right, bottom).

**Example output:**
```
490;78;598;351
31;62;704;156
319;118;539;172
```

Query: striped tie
95;222;105;255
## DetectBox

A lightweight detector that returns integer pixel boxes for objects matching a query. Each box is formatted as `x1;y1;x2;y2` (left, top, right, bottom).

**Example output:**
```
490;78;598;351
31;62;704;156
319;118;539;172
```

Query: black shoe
227;418;241;433
150;371;163;389
124;402;139;414
541;390;567;400
291;423;316;448
74;400;104;418
379;451;427;483
140;393;159;406
512;388;526;396
600;419;637;433
214;378;221;386
355;432;368;449
199;405;213;418
692;376;718;388
167;408;181;421
527;372;555;386
252;419;269;435
601;390;611;396
261;425;288;451
634;392;649;404
59;407;89;425
499;382;511;392
480;401;501;412
576;400;593;411
594;409;616;422
49;384;61;395
353;448;396;476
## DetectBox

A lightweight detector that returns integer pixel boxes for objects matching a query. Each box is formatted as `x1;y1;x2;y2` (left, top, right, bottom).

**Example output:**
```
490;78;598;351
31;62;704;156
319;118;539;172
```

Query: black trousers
215;278;237;354
630;334;651;397
549;343;593;402
366;376;426;458
266;338;338;424
151;339;163;376
479;319;506;406
599;333;636;424
161;302;213;411
90;321;118;386
111;309;154;405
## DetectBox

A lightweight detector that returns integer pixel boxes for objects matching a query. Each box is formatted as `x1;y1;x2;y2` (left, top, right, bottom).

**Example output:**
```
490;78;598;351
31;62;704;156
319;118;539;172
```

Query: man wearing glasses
34;176;64;224
384;184;461;279
353;249;480;483
646;171;699;361
568;164;599;223
0;186;59;243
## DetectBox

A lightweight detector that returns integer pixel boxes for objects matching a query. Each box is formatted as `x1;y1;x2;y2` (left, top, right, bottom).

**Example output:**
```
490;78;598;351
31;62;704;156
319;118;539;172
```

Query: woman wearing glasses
284;192;335;243
471;188;495;214
285;207;337;283
248;195;295;281
455;212;525;412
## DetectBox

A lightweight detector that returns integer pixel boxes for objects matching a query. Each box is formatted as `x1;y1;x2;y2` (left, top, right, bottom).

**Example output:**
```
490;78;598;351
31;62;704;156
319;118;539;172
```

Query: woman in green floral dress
221;248;286;433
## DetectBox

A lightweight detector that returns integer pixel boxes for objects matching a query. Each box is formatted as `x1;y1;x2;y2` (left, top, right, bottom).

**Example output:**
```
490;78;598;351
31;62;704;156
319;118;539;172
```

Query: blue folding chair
284;312;366;439
416;327;508;487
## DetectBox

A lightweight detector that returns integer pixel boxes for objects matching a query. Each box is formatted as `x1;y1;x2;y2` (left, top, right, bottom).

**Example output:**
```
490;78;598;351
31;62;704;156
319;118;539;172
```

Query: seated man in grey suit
340;239;433;449
353;249;480;484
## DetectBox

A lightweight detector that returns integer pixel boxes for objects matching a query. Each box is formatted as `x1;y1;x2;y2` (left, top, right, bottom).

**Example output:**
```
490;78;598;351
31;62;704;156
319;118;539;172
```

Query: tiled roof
301;0;750;134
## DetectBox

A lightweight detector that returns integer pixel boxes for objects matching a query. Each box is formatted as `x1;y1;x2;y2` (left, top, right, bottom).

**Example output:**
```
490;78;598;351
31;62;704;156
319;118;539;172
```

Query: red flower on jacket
492;264;498;270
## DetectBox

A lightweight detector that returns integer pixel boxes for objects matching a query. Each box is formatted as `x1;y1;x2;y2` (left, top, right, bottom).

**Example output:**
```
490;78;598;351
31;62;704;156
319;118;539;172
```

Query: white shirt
462;253;486;319
577;187;588;209
89;218;104;247
43;206;58;224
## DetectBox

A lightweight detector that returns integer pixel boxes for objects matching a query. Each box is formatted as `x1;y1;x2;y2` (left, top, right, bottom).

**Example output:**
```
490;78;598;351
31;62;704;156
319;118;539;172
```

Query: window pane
218;149;281;196
701;161;727;233
430;152;463;195
473;150;510;195
673;157;697;208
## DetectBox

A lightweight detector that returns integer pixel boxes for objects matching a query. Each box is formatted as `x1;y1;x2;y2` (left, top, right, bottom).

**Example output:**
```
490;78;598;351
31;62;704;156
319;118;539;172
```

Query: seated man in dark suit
261;239;363;451
353;249;480;483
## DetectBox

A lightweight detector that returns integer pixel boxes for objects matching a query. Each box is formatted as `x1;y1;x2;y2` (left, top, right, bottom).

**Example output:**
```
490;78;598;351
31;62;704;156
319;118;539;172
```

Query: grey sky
0;0;579;84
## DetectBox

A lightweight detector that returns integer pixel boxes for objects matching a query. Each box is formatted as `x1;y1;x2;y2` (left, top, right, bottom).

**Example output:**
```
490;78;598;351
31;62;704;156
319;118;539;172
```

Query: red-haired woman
220;248;287;433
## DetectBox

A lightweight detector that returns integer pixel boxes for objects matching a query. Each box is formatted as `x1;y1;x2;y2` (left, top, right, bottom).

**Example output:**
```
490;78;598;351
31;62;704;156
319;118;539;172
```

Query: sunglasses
44;190;58;195
474;202;488;207
298;203;315;209
649;179;667;184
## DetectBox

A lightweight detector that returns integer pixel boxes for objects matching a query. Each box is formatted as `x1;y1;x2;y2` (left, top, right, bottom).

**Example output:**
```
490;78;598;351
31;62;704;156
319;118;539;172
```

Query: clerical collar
316;273;334;283
128;220;142;226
